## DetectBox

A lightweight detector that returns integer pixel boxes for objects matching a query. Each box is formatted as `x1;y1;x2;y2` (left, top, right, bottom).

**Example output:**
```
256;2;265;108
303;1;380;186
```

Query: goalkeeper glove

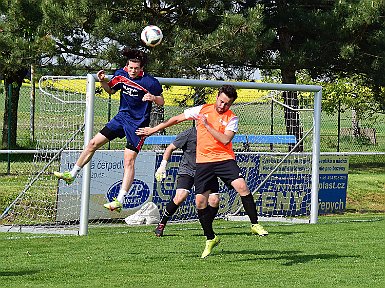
155;160;167;182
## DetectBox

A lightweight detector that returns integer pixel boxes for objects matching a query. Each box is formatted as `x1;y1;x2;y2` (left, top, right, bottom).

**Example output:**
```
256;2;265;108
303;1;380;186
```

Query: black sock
207;205;219;222
160;200;179;225
197;207;215;240
241;193;258;224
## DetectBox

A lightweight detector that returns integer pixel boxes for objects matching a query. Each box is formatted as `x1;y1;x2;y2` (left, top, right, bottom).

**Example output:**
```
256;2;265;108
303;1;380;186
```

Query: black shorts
176;174;195;191
194;159;243;195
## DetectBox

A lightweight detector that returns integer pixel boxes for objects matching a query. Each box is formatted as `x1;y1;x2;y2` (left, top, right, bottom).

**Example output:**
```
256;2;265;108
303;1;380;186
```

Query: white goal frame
78;74;322;235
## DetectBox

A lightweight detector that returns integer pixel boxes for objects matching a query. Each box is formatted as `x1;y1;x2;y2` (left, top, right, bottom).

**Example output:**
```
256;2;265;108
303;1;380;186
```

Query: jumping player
54;48;164;212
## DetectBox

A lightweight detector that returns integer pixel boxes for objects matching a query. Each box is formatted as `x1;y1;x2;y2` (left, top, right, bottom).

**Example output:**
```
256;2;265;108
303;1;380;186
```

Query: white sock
70;165;82;178
117;190;127;204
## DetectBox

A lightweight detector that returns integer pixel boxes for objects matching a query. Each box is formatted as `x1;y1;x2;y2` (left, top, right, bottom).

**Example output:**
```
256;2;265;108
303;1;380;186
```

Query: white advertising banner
56;151;156;221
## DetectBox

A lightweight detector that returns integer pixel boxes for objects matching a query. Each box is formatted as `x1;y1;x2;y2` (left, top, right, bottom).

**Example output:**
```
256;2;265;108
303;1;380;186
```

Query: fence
0;81;384;178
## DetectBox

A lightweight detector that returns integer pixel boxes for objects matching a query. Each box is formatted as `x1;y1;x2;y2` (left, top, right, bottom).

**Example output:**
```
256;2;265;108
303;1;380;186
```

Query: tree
182;0;385;149
321;74;379;139
2;0;385;150
0;0;55;148
333;1;385;112
38;0;239;76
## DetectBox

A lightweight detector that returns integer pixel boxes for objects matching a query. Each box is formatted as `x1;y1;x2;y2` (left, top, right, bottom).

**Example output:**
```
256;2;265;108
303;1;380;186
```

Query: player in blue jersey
54;49;164;212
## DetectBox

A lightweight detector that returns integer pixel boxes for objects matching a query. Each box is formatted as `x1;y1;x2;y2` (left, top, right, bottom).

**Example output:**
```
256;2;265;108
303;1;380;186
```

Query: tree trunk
281;69;303;152
277;11;303;152
30;64;36;143
2;69;27;149
351;108;360;138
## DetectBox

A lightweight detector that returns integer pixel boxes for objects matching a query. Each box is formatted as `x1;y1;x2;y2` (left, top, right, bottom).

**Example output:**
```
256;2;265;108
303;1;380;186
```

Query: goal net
0;75;322;234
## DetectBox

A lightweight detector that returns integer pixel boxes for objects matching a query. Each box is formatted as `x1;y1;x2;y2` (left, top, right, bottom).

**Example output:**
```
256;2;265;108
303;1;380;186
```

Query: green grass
346;163;385;213
1;216;385;288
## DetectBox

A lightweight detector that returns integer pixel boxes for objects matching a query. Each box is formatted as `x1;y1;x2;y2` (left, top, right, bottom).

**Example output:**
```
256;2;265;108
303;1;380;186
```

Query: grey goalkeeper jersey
172;127;196;177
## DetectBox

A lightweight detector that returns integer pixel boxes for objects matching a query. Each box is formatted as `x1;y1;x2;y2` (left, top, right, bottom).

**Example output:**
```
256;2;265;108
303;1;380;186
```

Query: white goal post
79;74;322;235
0;74;322;236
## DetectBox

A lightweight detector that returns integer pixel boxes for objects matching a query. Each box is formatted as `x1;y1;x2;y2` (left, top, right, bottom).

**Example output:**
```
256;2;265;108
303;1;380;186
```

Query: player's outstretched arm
136;113;187;136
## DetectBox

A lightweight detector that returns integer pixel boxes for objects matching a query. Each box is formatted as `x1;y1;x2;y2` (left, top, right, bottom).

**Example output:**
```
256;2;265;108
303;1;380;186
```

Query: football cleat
53;171;75;185
154;223;165;237
251;223;268;236
103;198;123;212
201;235;220;258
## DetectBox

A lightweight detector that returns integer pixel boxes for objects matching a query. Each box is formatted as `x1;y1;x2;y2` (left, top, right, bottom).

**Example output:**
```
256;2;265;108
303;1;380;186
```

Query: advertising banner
56;151;348;221
56;151;156;221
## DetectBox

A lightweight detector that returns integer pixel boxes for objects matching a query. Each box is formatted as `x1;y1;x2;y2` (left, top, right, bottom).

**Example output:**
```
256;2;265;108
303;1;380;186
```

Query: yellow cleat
251;223;268;236
201;235;220;258
53;171;75;185
103;198;123;212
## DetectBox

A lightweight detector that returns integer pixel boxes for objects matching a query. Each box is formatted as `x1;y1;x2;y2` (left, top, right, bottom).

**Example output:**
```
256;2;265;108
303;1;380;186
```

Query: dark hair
122;48;147;67
218;85;238;101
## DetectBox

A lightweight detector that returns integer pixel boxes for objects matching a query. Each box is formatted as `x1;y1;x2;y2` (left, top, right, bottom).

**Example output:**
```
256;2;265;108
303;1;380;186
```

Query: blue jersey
108;67;163;127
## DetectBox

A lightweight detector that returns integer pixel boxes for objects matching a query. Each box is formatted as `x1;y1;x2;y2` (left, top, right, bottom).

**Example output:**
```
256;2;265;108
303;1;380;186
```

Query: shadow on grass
164;229;306;237
221;249;357;266
217;231;304;237
0;269;40;277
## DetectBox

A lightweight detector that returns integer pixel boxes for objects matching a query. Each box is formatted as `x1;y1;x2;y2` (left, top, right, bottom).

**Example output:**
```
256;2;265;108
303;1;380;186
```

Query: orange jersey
184;104;239;163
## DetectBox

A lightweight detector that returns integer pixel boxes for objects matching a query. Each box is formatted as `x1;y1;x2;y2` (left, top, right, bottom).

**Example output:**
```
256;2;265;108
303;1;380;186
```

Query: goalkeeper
154;127;220;237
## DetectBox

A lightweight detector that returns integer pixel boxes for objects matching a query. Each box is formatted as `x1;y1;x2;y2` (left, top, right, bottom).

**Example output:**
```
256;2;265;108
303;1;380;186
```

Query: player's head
215;85;237;114
122;48;147;78
122;48;148;67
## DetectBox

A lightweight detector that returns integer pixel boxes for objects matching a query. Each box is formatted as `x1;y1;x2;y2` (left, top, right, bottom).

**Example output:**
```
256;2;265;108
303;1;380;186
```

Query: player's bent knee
86;140;99;152
231;178;249;196
208;195;220;207
195;194;208;209
174;189;189;205
209;201;220;208
123;151;137;169
124;159;135;170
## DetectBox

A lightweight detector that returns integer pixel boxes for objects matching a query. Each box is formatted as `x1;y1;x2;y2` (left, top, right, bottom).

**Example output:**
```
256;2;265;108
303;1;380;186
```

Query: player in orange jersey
136;85;268;258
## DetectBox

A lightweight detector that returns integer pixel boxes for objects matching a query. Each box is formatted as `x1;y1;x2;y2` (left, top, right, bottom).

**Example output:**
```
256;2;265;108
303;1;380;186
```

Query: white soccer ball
141;25;163;48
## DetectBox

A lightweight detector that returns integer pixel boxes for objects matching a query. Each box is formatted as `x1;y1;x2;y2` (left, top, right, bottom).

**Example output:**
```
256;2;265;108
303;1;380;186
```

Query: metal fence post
30;64;35;143
7;84;12;175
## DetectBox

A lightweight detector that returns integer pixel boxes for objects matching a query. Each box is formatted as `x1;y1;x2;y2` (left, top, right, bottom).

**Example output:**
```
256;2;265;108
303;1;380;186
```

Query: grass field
1;215;385;288
0;164;384;287
1;162;385;287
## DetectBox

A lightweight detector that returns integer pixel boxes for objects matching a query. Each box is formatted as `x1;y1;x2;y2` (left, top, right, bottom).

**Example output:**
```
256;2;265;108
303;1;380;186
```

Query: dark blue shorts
101;112;146;153
194;159;243;195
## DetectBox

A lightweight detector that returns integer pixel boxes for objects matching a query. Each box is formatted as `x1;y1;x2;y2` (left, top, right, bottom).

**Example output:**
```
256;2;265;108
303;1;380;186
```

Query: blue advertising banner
153;153;348;220
318;156;349;214
57;152;348;221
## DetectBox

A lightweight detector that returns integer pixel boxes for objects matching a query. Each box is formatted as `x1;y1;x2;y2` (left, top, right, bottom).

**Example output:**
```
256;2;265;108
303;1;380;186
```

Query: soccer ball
140;25;163;47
